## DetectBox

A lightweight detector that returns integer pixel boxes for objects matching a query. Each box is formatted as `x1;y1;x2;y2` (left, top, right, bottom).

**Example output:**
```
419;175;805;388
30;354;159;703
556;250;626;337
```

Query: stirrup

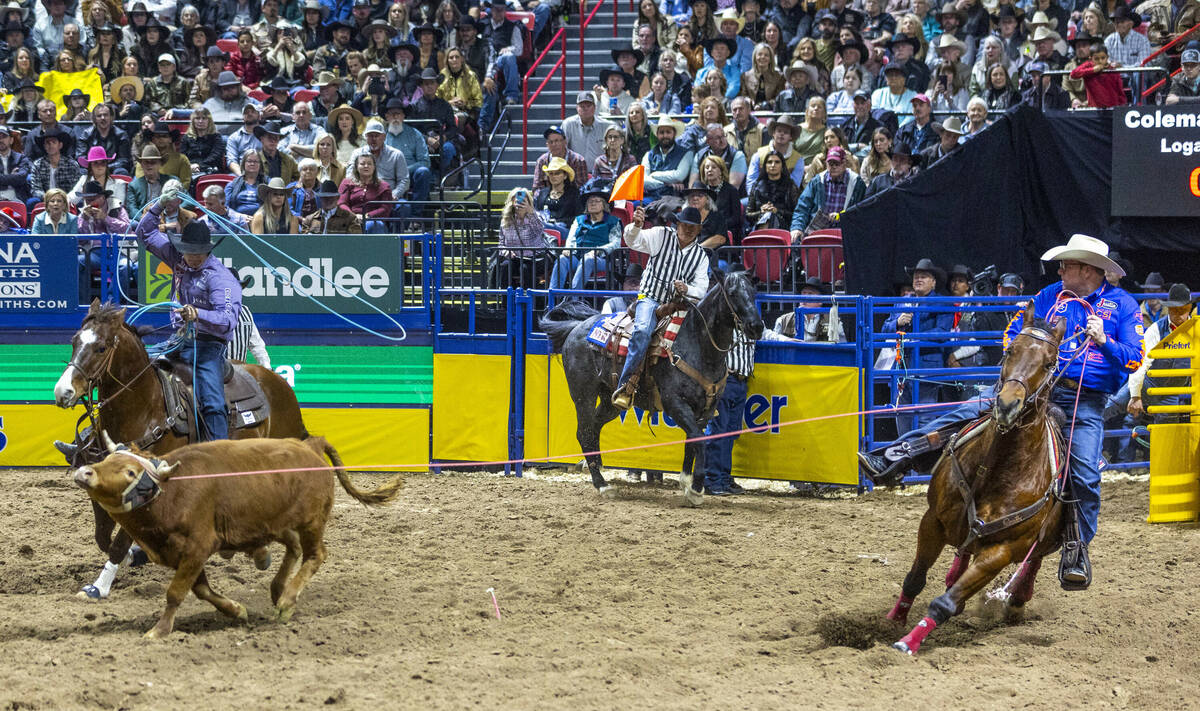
611;387;633;411
1058;541;1092;591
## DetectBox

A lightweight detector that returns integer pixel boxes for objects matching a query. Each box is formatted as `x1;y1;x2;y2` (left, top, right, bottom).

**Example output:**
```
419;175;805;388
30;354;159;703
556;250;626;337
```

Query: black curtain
840;104;1200;294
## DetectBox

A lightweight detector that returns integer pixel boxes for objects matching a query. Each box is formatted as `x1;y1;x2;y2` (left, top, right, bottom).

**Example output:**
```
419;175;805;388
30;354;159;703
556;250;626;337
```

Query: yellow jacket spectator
437;49;483;116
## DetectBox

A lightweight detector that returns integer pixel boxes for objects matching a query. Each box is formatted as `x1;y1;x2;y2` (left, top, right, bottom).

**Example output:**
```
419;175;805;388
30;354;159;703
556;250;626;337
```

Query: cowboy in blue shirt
859;234;1144;590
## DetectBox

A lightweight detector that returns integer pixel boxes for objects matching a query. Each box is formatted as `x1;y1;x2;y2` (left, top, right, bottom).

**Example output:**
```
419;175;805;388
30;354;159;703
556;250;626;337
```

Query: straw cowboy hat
256;177;294;202
1026;10;1057;30
786;60;819;85
1040;234;1124;277
542;155;575;182
1030;26;1062;43
935;33;967;54
936;116;964;136
110;75;145;102
655;116;687;136
715;7;745;32
327;104;365;133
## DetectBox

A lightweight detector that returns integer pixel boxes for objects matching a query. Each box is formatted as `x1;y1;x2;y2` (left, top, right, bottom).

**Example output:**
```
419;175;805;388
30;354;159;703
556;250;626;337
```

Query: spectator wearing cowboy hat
21;98;64;163
681;181;726;250
1021;60;1070;110
308;71;345;121
926;33;971;89
533;124;588;190
407;66;459;179
865;137;919;198
128;144;182;215
929;2;976;68
773;277;847;342
705;8;754;73
1024;22;1067;78
133;17;177;80
136;120;194;190
382;98;430;202
888;32;931;92
75;103;132;177
298;0;330;57
991;5;1025;66
200;70;255;124
549;177;623;290
301;179;361;233
873;62;920;125
895;92;939;152
1137;272;1167;326
71;145;128;210
259;76;297;121
0;126;30;206
146;51;193;112
313;20;354;76
746;114;804;194
251;177;300;234
776;61;822;114
595;66;636;117
534;155;582;238
187;46;231;107
8;78;42;123
640;115;694;199
883;257;953;431
61;88;92;123
1105;5;1151;67
920;115;963;165
226;102;266;174
789;145;865;240
1166;47;1200;104
830;36;874;96
250;0;295;53
0;19;29;75
1061;30;1095;105
254;120;299;184
29;126;80;209
696;36;741;100
178;22;217;79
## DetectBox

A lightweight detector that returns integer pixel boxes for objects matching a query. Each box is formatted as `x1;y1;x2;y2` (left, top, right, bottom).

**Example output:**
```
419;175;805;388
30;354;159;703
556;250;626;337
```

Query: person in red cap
895;92;938;152
789;145;866;240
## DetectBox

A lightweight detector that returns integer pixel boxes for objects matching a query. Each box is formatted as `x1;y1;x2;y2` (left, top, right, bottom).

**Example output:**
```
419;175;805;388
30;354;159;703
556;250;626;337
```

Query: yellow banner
36;69;105;119
0;404;429;471
431;353;511;462
524;356;860;484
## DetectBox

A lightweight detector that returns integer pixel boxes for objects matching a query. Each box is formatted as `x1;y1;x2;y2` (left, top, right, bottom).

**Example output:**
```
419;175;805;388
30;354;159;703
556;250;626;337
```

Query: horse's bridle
994;326;1059;432
687;275;748;354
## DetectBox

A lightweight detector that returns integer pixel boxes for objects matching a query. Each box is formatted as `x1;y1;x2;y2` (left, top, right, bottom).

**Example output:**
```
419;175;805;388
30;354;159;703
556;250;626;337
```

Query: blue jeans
618;297;658;388
177;337;229;441
899;383;997;442
571;251;608;289
1053;387;1105;544
894;379;944;436
78;249;133;303
704;374;747;490
439;140;458;178
364;219;388;233
531;2;552;40
495;53;521;101
409;165;432;202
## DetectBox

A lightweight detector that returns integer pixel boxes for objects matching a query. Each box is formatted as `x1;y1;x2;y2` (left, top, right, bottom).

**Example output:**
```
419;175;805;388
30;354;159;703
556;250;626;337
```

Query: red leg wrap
1012;558;1042;604
895;616;938;655
886;593;915;624
945;553;971;589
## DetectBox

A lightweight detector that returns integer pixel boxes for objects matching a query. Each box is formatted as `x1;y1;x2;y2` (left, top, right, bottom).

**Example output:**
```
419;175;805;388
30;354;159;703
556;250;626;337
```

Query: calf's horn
101;430;119;453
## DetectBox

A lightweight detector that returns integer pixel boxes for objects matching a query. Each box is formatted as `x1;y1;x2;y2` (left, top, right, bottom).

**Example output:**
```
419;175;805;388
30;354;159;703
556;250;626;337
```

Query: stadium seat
111;173;133;183
247;88;270;102
505;10;535;31
293;88;319;103
193;173;236;198
799;243;844;283
623;227;648;267
216;38;238;53
0;200;27;228
29;202;44;223
610;202;633;226
802;228;842;244
741;234;791;283
746;228;790;244
544;226;564;245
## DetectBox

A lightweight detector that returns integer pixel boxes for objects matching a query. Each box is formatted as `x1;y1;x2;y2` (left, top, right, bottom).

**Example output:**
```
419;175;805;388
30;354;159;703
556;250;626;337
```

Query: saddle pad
585;309;688;359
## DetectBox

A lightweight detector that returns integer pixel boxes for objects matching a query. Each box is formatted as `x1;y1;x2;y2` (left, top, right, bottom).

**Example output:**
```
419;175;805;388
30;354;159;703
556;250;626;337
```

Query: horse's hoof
678;473;693;494
233;603;249;622
143;627;167;640
77;584;106;601
127;546;149;568
275;605;295;624
252;548;272;571
892;641;915;655
597;485;616;499
682;488;704;508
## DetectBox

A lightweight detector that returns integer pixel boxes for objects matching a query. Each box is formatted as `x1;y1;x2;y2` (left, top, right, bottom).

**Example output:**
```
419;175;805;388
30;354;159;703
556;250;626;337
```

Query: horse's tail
538;300;598;353
308;436;404;506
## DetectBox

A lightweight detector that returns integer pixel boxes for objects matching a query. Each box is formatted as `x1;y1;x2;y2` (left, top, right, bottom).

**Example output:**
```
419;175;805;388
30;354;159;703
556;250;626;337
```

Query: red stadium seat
247;88;269;102
623;228;648;267
798;244;844;283
746;228;790;244
544;226;564;245
216;38;239;54
0;200;27;229
802;228;843;244
293;88;318;103
111;173;133;183
741;234;790;282
505;10;535;31
29;202;45;223
194;173;236;198
610;202;633;226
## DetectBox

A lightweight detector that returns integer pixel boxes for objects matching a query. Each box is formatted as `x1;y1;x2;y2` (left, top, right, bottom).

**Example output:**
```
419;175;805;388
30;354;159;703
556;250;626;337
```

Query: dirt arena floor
1;465;1197;710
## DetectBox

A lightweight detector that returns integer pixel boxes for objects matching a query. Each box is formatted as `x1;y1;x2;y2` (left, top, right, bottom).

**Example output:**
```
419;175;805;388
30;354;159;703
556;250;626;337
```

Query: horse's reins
684;275;745;355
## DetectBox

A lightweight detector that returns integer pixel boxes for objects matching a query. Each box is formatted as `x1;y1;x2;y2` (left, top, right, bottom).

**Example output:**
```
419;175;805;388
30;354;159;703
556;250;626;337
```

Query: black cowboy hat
887;32;921;52
360;19;397;38
34;125;75;152
1071;29;1098;44
127;1;149;16
144;119;180;140
205;45;229;60
65;87;90;103
14;77;38;92
800;276;830;294
905;257;946;283
688;0;715;8
392;41;419;57
185;24;216;46
1139;271;1165;290
839;7;866;29
457;17;484;32
947;264;973;280
991;4;1020;21
314;179;341;198
384;96;407;114
171;220;216;255
1162;283;1196;307
682;181;717;200
580;177;612;202
136;16;168;34
79;180;112;200
327;19;354;33
675;205;704;225
702;36;738;57
610;47;645;64
835;38;868;58
253;120;284;138
1111;4;1142;27
882;61;906;74
890;138;917;158
412;22;444;43
93;22;119;34
267;75;292;92
418;67;443;83
599;65;627;87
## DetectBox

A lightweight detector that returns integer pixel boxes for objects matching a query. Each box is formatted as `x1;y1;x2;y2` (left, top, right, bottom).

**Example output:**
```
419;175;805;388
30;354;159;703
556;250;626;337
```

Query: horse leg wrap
901;567;927;600
1011;558;1042;605
894;616;938;655
886;593;915;624
945;553;971;590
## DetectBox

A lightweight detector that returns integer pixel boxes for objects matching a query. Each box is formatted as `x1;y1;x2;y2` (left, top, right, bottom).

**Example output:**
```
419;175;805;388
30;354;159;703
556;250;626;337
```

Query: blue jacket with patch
1004;281;1144;395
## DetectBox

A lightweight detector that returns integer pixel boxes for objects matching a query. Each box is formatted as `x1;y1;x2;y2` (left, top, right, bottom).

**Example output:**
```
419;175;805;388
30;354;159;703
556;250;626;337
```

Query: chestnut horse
886;304;1068;655
53;301;309;599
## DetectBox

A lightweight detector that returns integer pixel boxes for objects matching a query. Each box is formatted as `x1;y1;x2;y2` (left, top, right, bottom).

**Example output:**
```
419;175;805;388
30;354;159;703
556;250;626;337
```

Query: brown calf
73;434;403;638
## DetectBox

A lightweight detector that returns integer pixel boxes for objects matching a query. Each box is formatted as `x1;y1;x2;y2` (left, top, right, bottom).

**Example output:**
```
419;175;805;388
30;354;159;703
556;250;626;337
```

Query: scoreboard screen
1112;106;1200;217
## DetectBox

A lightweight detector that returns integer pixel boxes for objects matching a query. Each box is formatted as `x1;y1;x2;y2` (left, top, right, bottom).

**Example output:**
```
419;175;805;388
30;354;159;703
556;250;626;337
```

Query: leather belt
1055;377;1104;396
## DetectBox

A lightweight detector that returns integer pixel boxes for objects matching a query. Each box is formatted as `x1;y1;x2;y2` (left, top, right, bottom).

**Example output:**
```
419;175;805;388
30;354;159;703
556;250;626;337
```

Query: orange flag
609;164;644;203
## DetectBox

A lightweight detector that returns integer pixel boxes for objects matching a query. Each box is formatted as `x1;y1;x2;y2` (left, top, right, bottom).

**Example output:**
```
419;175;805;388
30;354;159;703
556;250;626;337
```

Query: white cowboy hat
1041;234;1124;277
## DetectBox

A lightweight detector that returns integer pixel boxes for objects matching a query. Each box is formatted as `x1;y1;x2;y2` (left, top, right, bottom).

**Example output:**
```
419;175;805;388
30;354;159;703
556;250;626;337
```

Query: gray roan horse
539;270;764;506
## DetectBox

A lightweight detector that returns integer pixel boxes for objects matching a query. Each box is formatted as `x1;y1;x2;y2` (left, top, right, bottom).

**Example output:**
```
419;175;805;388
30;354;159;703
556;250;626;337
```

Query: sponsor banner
1113;107;1200;216
140;234;404;314
524;356;859;484
0;344;431;405
431;353;510;462
0;236;76;313
0;403;429;470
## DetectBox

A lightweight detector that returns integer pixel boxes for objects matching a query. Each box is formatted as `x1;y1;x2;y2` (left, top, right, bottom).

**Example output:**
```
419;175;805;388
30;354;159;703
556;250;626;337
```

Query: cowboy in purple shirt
136;188;242;440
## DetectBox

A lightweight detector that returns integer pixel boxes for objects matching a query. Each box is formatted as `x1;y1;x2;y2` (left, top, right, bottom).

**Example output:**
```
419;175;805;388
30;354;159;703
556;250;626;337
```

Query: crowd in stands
503;0;1200;291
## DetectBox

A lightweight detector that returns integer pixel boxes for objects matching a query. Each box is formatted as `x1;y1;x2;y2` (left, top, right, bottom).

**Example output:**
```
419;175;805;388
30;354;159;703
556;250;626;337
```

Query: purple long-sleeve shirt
136;207;241;341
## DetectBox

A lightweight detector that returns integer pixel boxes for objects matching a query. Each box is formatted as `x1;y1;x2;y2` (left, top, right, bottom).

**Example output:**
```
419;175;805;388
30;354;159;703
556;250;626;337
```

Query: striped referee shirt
727;327;795;379
624;223;710;304
225;305;272;368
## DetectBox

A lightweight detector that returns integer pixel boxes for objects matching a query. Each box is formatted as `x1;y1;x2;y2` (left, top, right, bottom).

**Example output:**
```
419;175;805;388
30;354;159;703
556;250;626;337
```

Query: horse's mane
83;302;126;325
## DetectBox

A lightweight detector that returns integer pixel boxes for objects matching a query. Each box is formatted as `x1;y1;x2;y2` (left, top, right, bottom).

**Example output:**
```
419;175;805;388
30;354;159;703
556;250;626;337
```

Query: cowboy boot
55;439;79;462
1059;503;1091;591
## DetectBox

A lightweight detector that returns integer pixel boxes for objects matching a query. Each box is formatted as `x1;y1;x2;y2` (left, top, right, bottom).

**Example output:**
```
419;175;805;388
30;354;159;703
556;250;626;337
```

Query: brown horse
886;304;1068;655
53;301;309;599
